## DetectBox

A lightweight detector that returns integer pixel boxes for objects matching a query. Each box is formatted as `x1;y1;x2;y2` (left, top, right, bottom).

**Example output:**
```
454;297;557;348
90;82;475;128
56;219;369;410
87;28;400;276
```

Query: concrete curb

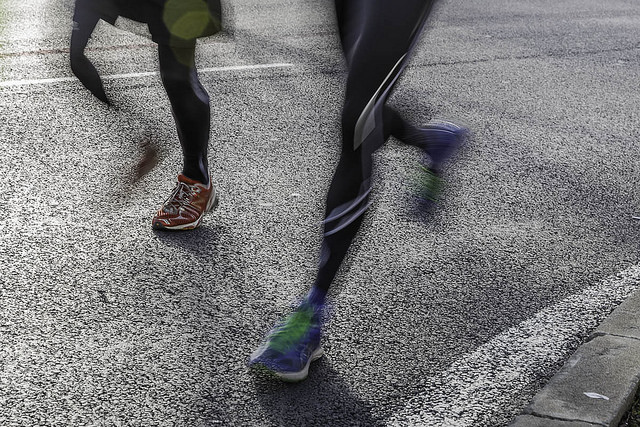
510;289;640;426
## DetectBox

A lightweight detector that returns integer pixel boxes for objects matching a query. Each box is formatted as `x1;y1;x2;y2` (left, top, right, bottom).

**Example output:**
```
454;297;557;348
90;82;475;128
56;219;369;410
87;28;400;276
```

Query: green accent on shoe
414;164;443;202
266;306;315;354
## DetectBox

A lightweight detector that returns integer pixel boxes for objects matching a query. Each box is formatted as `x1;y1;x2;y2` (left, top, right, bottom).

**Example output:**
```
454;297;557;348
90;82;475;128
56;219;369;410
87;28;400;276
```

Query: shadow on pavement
153;224;223;257
250;358;384;427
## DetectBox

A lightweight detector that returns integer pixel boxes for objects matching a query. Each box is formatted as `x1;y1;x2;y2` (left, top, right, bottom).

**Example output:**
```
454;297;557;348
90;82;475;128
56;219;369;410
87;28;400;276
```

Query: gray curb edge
510;288;640;427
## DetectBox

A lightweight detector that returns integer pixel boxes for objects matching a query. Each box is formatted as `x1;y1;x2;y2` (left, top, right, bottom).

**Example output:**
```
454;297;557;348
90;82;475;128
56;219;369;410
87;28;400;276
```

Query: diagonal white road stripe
0;62;294;88
388;265;640;427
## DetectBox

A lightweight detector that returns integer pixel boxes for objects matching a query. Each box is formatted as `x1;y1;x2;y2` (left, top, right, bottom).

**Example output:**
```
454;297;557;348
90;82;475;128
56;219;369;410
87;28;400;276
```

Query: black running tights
314;0;436;292
158;45;211;185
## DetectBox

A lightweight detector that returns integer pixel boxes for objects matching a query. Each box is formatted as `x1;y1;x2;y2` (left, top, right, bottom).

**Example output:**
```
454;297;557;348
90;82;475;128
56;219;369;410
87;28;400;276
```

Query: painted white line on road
0;75;76;87
388;264;640;427
199;63;294;73
0;63;294;88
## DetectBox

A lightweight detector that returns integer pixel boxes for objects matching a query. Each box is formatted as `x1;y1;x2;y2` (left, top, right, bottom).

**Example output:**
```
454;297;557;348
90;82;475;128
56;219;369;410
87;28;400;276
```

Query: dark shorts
78;0;222;47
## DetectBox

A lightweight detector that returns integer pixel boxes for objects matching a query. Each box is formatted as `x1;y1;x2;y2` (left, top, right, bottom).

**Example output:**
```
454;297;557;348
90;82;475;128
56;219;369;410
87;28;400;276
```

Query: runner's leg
70;0;110;104
248;0;439;381
313;0;437;295
157;44;211;185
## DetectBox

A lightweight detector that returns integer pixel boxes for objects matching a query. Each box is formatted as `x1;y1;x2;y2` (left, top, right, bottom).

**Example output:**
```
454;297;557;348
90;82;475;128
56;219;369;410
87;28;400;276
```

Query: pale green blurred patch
163;0;210;40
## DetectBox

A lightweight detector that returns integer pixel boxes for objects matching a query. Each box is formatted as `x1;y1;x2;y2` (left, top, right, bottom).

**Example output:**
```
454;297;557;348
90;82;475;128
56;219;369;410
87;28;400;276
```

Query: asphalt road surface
1;0;639;426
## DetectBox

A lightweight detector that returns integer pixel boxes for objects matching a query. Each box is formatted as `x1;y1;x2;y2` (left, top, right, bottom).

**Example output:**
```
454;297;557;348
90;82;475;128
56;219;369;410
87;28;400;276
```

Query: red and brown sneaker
152;174;218;231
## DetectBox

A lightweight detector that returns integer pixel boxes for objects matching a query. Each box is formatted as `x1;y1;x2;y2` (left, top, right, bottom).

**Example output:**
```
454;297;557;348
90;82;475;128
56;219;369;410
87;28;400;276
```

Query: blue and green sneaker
412;119;467;208
248;301;324;382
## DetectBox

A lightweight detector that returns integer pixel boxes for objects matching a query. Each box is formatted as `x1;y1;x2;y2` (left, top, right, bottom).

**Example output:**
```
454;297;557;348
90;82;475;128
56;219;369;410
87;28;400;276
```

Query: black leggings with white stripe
314;0;437;292
158;45;211;185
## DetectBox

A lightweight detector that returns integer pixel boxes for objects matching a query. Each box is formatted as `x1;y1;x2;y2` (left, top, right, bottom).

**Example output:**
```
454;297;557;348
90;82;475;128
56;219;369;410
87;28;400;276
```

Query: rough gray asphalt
1;0;639;426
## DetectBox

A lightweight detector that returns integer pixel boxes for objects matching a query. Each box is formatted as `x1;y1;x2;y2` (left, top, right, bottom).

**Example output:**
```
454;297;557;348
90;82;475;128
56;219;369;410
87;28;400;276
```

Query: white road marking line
199;63;293;73
387;264;640;427
0;63;294;88
0;76;76;87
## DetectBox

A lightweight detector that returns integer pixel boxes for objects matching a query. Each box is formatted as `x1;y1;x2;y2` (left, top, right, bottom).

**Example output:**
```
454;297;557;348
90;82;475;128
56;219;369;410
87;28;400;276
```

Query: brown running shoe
152;174;218;231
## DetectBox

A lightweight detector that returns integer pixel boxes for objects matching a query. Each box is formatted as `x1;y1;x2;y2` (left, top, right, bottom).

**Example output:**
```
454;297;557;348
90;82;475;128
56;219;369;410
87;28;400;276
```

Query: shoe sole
152;190;219;231
250;346;325;383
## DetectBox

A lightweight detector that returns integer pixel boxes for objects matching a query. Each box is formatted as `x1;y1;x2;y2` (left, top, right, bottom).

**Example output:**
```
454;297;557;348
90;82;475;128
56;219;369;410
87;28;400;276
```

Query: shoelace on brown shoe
163;181;202;214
